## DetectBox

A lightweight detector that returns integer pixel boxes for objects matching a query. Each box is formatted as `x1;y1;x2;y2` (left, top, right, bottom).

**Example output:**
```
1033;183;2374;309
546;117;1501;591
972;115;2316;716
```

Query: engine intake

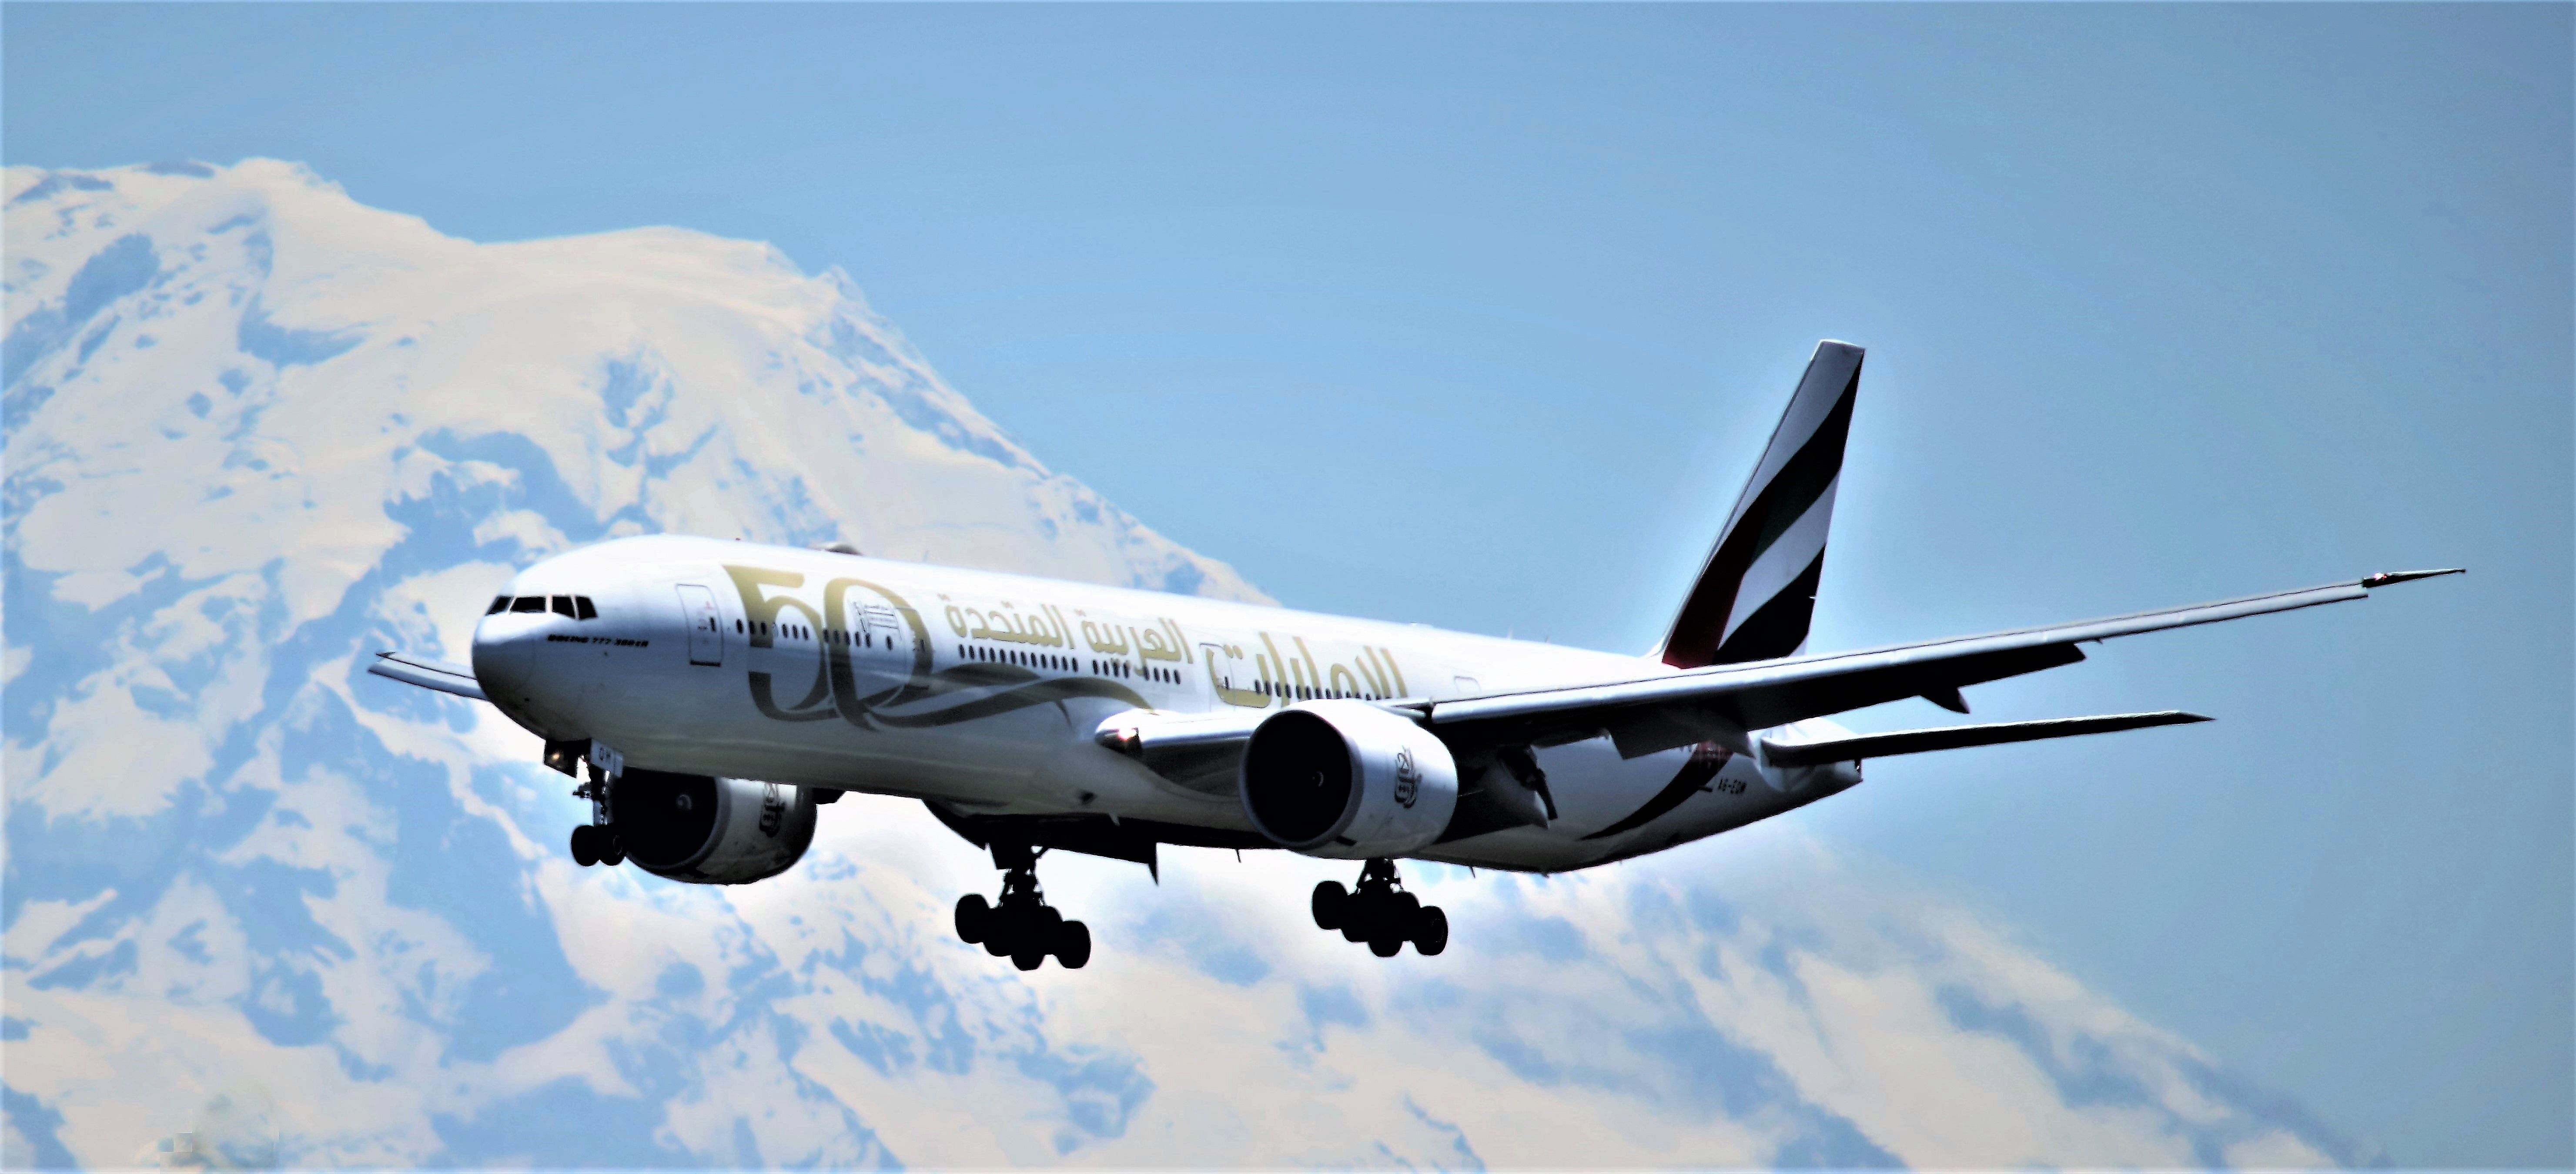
613;768;817;884
1241;701;1458;859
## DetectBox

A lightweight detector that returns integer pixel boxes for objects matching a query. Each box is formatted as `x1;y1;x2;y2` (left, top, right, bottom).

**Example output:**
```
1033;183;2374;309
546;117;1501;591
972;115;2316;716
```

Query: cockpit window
510;596;545;613
552;595;577;618
488;596;510;615
574;596;598;620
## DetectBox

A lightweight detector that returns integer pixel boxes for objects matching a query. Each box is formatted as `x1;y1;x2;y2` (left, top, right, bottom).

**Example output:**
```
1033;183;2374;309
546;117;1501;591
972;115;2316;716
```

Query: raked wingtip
2360;568;2465;589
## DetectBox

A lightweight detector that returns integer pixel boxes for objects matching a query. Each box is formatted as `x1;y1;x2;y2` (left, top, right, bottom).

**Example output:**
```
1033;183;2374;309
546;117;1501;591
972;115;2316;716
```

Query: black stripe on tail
1660;341;1863;670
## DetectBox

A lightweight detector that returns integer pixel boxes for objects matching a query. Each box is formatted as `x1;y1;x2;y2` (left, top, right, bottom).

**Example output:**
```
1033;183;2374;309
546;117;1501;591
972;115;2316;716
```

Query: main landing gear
954;842;1091;972
1312;859;1448;957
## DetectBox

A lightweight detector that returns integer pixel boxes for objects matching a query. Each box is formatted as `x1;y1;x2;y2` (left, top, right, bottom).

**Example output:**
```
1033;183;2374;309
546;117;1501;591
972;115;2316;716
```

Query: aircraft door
1201;642;1267;709
676;584;724;666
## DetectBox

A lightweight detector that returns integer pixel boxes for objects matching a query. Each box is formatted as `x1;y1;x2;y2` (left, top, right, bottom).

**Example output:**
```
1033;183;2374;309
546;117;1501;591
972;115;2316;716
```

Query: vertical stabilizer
1659;340;1863;669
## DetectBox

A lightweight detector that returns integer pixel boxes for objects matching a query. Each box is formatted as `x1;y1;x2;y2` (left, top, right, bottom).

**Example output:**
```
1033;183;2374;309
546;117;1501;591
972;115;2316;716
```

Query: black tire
569;825;599;868
599;837;625;867
955;894;991;944
1011;947;1046;972
1391;891;1421;919
1412;906;1449;956
1368;934;1403;958
1055;920;1092;969
1311;881;1348;930
1340;894;1375;943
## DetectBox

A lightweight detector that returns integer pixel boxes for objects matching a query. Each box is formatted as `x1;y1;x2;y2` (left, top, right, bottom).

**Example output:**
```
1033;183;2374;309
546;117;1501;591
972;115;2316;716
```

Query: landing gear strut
1311;859;1447;956
954;842;1091;971
569;761;623;868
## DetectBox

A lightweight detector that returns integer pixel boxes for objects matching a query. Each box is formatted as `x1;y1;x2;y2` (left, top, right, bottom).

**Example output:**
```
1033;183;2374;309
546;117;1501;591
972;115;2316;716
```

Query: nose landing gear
568;755;624;868
569;823;624;867
954;843;1091;971
1311;859;1447;956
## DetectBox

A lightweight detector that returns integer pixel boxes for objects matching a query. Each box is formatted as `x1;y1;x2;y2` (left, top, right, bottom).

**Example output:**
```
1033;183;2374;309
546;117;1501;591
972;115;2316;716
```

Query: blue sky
7;4;2568;1165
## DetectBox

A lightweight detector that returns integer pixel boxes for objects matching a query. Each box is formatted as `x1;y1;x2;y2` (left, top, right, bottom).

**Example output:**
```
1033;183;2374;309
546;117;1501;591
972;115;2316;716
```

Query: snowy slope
5;159;1261;824
2;162;2371;1169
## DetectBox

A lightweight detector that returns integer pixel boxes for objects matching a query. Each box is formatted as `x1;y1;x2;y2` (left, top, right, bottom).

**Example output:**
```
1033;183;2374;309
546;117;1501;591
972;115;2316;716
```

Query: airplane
368;341;2459;972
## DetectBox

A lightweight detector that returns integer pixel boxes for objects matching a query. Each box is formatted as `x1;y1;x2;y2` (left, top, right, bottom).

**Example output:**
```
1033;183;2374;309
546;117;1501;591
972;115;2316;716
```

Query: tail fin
1658;340;1863;669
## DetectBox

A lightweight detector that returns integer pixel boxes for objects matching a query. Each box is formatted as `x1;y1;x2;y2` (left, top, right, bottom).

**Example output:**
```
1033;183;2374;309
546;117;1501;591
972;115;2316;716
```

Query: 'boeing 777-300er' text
371;342;2458;971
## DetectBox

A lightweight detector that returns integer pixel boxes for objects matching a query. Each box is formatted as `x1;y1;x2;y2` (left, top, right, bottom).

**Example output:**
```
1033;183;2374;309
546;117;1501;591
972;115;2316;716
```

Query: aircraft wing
367;651;487;701
1095;709;1267;795
1421;569;2460;759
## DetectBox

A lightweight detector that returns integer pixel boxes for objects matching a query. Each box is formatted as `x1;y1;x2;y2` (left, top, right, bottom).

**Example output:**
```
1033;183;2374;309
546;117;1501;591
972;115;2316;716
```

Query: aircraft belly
1423;748;1806;872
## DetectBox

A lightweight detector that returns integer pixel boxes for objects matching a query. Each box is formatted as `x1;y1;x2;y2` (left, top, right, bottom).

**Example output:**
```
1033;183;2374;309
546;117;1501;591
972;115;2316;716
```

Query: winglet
2360;568;2465;589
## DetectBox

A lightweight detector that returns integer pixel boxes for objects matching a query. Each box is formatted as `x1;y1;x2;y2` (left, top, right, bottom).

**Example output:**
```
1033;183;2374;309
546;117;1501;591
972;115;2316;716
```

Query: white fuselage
473;535;1859;872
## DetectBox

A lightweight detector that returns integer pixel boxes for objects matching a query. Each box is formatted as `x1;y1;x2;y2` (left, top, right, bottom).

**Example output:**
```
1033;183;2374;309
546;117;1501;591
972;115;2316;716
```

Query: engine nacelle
1241;701;1459;859
612;769;817;884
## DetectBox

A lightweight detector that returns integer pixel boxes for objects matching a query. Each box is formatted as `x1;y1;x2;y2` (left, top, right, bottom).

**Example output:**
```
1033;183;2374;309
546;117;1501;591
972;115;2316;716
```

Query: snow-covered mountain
3;161;2371;1168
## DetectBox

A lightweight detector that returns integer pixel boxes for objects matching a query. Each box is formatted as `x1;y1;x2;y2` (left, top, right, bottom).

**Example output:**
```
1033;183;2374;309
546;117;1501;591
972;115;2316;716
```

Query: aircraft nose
472;616;540;698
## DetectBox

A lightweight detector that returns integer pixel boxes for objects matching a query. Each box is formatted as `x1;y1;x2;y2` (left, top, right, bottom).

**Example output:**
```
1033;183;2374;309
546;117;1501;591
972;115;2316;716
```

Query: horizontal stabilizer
1758;710;2209;768
367;651;486;701
1428;567;2460;760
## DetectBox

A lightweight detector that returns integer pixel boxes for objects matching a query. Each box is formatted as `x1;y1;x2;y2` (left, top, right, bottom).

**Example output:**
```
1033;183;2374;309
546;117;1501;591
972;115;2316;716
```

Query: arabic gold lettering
1352;648;1391;698
1089;621;1130;656
1258;632;1290;694
1207;641;1268;709
1292;637;1324;693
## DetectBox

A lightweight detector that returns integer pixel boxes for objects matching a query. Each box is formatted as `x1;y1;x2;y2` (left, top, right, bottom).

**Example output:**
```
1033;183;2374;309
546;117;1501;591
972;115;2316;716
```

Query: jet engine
610;769;818;884
1241;701;1458;859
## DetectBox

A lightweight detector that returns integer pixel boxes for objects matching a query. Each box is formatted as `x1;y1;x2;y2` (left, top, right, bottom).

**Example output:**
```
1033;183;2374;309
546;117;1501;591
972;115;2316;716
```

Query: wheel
954;894;991;944
1368;934;1403;958
599;836;624;867
1034;905;1064;936
1311;881;1348;930
1340;895;1375;942
1011;947;1047;971
1390;891;1420;919
984;928;1012;957
1412;906;1449;956
1054;920;1092;970
569;825;599;867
